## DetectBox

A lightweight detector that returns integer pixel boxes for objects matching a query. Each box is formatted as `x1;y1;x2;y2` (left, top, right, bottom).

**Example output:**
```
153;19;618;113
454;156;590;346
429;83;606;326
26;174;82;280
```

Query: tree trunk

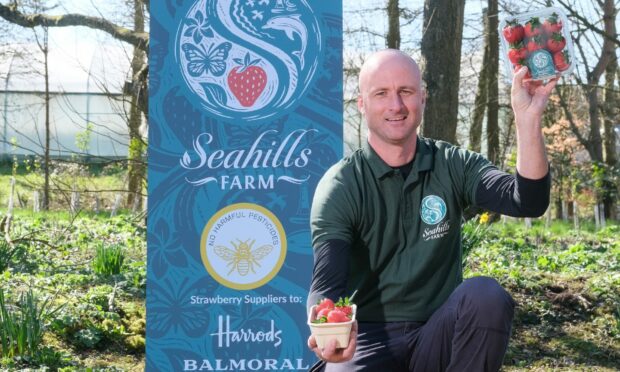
469;8;488;153
420;0;465;144
386;0;400;49
603;54;618;219
126;0;146;210
485;0;499;163
43;27;50;210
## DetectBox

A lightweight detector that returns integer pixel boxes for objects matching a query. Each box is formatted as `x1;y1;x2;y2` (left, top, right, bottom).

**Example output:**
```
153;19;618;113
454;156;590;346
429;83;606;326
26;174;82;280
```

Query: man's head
357;49;426;151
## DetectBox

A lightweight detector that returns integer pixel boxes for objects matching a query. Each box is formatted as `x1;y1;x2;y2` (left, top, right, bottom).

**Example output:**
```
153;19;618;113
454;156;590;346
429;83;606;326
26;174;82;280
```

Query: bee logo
214;239;273;276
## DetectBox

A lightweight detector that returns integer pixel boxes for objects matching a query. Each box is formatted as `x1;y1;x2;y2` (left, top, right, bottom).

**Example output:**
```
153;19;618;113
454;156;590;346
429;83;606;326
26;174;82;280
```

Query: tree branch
557;0;620;47
0;3;148;52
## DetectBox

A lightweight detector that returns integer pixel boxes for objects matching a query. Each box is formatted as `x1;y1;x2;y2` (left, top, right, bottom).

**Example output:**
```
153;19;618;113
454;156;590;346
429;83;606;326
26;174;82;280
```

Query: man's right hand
307;320;358;363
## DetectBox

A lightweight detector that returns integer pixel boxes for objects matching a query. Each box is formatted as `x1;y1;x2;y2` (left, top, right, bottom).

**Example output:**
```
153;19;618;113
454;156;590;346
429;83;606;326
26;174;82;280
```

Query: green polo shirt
311;137;496;322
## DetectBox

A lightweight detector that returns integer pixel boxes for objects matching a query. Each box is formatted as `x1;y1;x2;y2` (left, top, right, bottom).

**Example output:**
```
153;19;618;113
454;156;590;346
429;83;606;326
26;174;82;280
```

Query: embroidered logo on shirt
420;195;447;225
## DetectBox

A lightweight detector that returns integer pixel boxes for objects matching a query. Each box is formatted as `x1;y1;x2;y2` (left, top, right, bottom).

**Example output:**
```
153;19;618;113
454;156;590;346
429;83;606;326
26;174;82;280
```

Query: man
307;49;555;371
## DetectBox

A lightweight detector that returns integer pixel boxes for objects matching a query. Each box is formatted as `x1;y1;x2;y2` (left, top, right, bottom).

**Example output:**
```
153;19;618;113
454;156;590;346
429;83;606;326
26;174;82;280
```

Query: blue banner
147;0;342;370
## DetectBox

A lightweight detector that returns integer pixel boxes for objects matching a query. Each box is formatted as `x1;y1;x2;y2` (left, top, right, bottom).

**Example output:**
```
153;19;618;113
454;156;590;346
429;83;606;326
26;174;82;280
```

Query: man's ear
357;95;365;116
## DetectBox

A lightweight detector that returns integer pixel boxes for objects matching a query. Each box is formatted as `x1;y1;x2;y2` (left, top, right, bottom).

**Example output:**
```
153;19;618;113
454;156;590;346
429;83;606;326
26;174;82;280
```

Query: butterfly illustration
182;41;232;77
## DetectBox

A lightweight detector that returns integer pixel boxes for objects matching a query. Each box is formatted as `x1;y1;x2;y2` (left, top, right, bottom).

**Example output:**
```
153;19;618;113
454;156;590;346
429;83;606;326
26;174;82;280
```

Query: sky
0;0;617;93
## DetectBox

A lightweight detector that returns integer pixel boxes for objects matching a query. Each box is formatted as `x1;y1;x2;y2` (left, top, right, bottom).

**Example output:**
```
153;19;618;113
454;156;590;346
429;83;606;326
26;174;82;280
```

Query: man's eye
375;91;386;96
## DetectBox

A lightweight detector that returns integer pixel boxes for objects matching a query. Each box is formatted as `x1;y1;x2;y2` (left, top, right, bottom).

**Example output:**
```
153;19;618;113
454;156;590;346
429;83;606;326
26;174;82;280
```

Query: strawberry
502;20;525;44
543;13;562;34
315;298;335;313
553;50;570;71
327;309;349;323
227;52;267;107
546;32;566;53
335;296;354;317
507;42;528;65
524;17;543;38
526;35;545;52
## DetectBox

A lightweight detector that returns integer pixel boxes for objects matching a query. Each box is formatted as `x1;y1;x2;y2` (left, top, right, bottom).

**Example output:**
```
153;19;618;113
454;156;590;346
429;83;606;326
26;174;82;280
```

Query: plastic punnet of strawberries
500;7;574;81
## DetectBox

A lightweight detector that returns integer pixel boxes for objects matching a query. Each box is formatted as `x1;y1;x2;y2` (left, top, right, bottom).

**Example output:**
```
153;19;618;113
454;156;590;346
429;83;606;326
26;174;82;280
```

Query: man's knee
457;276;515;329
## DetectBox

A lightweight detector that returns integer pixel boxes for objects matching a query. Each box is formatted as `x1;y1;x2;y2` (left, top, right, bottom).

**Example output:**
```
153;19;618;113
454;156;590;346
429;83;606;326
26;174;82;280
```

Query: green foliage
466;220;620;370
461;213;491;265
75;123;94;154
0;240;17;273
0;289;62;359
92;243;125;276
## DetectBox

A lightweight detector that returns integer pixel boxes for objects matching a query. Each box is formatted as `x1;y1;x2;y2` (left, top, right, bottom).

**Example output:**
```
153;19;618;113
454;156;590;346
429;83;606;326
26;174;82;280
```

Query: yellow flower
479;213;489;224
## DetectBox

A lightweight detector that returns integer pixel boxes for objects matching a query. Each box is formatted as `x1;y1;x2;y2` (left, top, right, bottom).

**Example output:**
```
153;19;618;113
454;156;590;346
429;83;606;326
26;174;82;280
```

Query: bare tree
469;8;489;154
0;1;148;207
486;0;500;164
420;0;466;143
126;0;146;210
386;0;400;49
556;0;617;217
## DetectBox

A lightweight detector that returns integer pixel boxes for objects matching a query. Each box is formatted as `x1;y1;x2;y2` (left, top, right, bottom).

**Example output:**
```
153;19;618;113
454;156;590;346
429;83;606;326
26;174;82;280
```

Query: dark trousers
313;276;515;372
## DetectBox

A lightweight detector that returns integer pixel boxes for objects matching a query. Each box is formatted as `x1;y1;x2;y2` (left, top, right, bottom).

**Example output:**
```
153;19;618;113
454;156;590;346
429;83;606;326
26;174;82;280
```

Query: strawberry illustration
227;52;267;107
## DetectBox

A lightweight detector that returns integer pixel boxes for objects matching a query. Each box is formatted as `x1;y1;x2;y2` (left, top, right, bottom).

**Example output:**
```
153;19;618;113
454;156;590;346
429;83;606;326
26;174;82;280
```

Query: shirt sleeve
310;163;357;246
474;169;551;217
306;239;350;314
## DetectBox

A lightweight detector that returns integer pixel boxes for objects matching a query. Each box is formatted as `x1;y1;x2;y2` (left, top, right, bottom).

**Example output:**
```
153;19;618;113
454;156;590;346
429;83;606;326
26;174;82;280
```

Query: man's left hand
511;66;558;122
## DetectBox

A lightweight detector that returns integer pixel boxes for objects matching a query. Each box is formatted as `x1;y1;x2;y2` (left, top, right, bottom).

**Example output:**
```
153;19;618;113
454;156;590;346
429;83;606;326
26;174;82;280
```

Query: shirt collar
363;136;434;180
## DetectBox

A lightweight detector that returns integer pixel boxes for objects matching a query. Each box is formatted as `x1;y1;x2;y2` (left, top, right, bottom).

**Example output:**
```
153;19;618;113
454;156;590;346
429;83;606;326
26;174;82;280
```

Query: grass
0;161;127;214
465;219;620;371
93;243;125;276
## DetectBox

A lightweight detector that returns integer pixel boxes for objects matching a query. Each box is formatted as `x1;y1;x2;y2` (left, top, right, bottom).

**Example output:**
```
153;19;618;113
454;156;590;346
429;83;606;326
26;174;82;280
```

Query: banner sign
147;1;343;370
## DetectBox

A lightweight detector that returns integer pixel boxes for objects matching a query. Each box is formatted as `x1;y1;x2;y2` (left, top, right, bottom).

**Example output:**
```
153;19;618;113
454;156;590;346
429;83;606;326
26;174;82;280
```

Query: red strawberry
543;13;562;34
553;50;570;71
317;307;331;318
508;42;528;65
327;309;349;323
546;32;566;53
227;52;267;107
526;35;545;52
524;17;543;38
316;298;335;313
502;20;525;44
335;296;354;317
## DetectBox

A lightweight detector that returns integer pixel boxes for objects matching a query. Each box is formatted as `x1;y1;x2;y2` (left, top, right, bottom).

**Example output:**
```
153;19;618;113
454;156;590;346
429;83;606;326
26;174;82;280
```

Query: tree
420;0;465;143
0;1;149;208
125;0;146;210
386;0;400;49
469;8;489;154
555;0;617;218
485;0;499;164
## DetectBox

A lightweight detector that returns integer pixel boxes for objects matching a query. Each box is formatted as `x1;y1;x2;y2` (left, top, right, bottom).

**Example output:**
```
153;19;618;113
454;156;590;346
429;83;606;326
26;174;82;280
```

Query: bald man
307;49;556;371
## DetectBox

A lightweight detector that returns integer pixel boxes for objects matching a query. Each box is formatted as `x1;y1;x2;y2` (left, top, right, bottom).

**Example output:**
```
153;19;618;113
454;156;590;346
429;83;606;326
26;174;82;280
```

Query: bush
92;243;125;276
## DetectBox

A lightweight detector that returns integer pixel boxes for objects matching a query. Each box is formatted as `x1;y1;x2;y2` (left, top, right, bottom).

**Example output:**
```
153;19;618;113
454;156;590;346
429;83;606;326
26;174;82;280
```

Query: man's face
357;52;426;149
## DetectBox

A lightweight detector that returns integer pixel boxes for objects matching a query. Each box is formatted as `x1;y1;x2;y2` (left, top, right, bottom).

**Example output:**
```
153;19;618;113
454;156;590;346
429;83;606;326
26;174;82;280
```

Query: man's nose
387;93;405;111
